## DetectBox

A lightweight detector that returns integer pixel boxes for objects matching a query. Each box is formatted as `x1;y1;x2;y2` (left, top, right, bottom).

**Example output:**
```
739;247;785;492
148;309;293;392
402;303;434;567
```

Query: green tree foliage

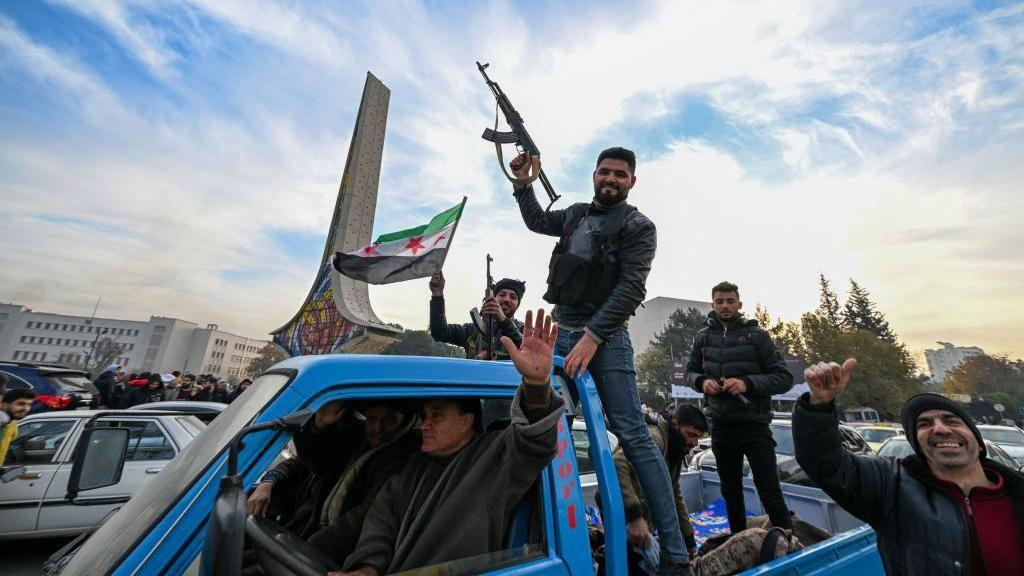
381;330;464;358
800;277;921;417
842;280;897;343
754;304;806;358
817;273;843;331
249;343;290;376
945;355;1024;405
636;307;707;408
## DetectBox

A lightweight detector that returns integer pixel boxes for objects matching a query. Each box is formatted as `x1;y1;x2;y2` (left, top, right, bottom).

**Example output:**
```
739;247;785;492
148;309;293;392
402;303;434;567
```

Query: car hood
996;444;1024;459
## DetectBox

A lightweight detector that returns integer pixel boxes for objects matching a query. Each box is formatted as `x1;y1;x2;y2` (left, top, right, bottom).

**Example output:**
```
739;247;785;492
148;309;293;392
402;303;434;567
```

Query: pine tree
817;274;843;331
842;280;897;343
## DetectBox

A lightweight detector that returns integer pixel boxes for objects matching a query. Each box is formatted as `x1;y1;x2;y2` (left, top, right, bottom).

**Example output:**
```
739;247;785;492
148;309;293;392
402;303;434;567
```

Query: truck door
0;418;77;535
36;418;178;533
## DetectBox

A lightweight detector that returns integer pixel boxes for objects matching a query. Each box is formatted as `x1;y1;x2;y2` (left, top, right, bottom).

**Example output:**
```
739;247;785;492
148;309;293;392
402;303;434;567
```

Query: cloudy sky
1;1;1022;366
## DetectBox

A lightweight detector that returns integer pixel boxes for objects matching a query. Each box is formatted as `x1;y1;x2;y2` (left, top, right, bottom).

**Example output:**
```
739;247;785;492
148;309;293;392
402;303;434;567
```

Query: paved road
7;537;73;576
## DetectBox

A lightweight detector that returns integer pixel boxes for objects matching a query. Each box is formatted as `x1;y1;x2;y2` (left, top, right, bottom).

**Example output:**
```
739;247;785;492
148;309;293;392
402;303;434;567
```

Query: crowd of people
90;364;252;408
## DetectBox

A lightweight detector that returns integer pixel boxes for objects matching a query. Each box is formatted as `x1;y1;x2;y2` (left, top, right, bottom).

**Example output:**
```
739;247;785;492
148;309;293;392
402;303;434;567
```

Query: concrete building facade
0;303;267;380
924;341;985;384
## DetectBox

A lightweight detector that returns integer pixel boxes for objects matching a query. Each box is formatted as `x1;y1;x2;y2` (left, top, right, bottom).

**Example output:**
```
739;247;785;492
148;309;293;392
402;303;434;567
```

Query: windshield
769;423;796;455
877;438;913;458
860;428;900;443
43;372;98;394
980;428;1024;445
62;372;290;574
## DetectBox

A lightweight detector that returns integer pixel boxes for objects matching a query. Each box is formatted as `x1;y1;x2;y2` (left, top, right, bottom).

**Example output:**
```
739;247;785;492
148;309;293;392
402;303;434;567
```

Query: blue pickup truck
44;355;884;575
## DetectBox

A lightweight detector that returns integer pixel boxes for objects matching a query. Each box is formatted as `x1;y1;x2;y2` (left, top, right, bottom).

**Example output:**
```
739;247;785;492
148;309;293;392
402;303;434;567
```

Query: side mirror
201;408;313;576
1;465;27;483
66;427;130;500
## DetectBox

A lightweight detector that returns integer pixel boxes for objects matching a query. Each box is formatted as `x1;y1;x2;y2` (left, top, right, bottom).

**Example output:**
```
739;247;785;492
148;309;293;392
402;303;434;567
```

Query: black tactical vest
543;203;635;307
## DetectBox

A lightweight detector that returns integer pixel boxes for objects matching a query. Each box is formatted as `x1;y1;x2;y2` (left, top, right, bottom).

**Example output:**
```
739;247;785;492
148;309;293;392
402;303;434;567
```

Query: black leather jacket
793;394;1024;576
515;184;656;342
684;313;793;424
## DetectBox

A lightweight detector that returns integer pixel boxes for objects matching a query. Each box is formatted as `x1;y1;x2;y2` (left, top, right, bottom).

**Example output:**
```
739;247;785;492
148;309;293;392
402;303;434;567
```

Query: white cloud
2;0;1023;361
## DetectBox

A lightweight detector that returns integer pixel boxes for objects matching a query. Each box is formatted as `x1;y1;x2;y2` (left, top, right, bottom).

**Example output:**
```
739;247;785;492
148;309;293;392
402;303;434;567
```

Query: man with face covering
794;359;1024;575
333;309;564;576
615;404;709;559
510;148;692;575
429;271;525;360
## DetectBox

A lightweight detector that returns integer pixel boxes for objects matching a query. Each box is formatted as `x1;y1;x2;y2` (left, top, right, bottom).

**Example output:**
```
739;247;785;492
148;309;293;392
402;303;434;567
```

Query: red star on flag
432;233;447;246
404;236;426;255
361;245;380;257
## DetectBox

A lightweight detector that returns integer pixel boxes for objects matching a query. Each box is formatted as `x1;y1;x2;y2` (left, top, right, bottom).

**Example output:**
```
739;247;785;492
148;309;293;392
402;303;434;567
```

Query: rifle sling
493;104;542;187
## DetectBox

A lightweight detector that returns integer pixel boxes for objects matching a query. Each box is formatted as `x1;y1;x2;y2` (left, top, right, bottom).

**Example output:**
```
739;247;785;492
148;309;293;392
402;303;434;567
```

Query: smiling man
510;148;692;575
794;359;1024;576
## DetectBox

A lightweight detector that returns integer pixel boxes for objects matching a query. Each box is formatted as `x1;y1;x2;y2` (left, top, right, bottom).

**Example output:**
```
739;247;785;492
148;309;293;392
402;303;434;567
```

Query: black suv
0;361;97;413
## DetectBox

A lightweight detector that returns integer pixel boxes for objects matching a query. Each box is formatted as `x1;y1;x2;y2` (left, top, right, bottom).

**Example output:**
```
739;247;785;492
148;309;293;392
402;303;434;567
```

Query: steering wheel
245;515;340;576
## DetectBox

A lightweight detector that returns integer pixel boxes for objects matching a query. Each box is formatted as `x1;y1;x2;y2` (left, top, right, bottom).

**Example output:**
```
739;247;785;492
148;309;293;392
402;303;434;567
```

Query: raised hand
805;359;858;405
501;308;557;386
429;271;445;296
510;152;532;180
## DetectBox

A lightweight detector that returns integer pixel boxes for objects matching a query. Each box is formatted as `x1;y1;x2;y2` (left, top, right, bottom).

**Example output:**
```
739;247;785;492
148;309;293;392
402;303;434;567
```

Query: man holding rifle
510;147;693;575
429;270;525;360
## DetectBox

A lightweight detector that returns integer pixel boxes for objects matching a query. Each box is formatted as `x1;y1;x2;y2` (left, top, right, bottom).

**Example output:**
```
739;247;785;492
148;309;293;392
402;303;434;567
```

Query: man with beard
615;404;709;559
429;271;525;360
509;148;691;575
795;359;1024;576
1;388;36;468
683;281;794;535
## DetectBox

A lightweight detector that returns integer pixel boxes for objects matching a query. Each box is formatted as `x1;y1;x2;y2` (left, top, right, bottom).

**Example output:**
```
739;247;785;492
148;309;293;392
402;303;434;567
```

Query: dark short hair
673;404;708;432
452;397;484;433
172;371;181;377
711;281;739;298
3;388;37;404
596;147;636;173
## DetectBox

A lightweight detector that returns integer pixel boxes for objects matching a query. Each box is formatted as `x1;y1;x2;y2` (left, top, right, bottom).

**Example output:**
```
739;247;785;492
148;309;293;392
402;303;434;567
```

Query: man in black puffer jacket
684;281;794;534
795;359;1024;575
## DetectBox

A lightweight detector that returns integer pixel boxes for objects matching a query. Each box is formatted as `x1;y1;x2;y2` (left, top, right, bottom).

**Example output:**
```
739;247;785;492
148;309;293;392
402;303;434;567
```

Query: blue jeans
557;327;688;563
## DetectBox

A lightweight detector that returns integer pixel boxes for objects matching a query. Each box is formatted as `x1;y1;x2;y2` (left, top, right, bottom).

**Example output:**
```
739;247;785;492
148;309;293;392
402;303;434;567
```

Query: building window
12;351;19;360
19;336;26;343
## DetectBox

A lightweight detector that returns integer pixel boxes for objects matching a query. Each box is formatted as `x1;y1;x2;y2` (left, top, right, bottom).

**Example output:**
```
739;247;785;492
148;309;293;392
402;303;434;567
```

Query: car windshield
62;372;290;574
769;423;796;455
877;438;914;458
43;372;97;394
860;428;900;443
980;428;1024;445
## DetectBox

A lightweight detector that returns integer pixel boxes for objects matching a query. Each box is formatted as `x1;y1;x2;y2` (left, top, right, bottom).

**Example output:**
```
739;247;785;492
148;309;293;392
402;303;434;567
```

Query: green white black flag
332;199;466;285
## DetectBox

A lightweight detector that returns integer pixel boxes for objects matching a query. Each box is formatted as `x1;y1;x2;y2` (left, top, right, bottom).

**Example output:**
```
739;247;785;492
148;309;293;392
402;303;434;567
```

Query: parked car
0;409;205;539
876;436;1022;472
976;424;1024;466
688;420;873;487
571;419;618;504
854;423;904;451
0;361;97;412
839;406;880;424
129;401;228;424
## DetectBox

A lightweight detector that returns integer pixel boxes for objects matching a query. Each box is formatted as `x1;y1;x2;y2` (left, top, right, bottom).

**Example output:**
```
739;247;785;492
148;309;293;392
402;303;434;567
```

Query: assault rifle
470;254;497;359
477;61;560;211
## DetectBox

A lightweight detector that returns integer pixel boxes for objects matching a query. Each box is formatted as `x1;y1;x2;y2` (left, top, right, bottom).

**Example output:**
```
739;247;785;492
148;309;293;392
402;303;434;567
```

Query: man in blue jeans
510;147;691;575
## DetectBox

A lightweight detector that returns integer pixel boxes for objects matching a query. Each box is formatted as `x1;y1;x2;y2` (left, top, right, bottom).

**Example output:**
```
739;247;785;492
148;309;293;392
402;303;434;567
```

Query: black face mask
666;426;687;469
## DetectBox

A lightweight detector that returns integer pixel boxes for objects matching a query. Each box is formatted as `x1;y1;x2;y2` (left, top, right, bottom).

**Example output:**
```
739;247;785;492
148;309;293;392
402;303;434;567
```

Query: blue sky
1;1;1022;364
